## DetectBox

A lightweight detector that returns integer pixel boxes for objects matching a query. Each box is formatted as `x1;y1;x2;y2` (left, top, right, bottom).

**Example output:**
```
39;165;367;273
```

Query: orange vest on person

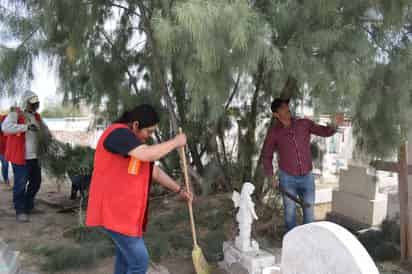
4;108;41;165
86;123;153;237
0;114;8;155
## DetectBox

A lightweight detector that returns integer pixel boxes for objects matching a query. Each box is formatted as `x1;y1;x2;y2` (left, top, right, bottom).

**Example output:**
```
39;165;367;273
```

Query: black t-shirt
103;128;141;157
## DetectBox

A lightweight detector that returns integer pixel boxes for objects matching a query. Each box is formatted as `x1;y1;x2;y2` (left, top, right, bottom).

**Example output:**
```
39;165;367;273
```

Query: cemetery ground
0;177;410;274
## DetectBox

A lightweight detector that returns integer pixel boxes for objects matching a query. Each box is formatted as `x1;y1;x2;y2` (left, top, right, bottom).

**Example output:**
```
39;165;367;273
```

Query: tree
1;0;412;198
0;0;281;192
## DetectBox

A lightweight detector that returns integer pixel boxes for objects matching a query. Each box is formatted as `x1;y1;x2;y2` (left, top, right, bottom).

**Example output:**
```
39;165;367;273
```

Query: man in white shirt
2;90;50;222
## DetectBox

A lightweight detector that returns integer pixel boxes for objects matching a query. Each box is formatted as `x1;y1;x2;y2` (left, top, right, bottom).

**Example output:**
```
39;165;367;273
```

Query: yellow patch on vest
128;157;141;175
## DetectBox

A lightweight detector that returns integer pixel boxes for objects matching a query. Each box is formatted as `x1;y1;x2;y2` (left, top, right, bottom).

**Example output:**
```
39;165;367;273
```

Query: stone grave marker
280;221;379;274
332;165;387;226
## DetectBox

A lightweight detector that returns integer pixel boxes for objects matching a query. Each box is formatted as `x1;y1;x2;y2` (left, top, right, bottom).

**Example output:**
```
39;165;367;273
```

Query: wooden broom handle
179;127;198;246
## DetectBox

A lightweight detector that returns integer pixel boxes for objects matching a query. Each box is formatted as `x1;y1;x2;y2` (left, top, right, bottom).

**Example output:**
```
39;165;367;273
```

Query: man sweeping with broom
86;104;193;274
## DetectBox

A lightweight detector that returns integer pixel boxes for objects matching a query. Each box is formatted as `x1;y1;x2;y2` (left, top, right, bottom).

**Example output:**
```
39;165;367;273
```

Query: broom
178;128;211;274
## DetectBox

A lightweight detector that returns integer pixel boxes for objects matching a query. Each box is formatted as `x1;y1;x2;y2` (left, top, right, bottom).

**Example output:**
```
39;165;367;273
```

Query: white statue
232;182;259;252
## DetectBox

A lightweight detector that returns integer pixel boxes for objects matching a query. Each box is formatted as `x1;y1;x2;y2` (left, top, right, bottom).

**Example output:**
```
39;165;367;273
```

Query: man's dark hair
115;104;159;129
271;98;290;113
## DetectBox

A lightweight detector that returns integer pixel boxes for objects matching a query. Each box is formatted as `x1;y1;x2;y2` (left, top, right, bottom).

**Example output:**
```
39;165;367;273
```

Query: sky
0;55;59;112
0;3;132;112
0;1;58;112
30;56;60;107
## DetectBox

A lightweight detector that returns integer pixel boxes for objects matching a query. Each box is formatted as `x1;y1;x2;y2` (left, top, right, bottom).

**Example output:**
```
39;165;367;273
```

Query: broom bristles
192;245;211;274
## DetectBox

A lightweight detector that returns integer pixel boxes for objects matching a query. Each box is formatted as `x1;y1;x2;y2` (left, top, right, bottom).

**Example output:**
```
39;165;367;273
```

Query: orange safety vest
86;123;153;237
4;108;41;165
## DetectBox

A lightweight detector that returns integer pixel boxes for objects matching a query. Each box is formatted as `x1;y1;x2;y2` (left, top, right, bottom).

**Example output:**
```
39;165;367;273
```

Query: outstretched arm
308;119;336;137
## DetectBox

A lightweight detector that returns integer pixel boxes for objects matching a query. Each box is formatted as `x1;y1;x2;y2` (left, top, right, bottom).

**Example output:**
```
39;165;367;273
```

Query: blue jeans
0;154;9;182
279;170;315;232
105;229;149;274
12;159;42;215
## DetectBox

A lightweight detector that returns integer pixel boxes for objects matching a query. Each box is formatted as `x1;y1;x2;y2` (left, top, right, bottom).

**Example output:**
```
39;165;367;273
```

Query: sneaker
16;214;30;223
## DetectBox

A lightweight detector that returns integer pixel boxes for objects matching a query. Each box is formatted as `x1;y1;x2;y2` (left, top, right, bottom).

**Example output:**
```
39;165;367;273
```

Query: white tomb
280;222;379;274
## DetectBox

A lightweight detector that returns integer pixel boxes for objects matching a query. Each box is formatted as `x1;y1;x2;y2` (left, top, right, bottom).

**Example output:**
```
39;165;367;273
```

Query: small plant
63;227;110;244
356;219;401;262
145;227;170;262
40;242;114;272
201;230;226;262
381;219;400;244
26;227;114;272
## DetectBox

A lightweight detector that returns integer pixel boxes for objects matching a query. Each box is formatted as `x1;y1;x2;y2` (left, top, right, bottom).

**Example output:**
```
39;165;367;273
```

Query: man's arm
128;137;183;162
1;112;28;134
152;165;192;201
152;165;181;192
307;119;336;137
261;127;277;177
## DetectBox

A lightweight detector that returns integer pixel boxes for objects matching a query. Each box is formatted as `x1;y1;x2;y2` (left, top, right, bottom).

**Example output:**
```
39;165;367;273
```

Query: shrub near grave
357;219;401;262
30;241;113;272
145;196;230;263
26;227;114;272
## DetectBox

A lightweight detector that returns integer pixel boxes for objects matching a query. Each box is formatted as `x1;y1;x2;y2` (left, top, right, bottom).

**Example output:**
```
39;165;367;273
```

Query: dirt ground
0;178;220;274
1;176;409;274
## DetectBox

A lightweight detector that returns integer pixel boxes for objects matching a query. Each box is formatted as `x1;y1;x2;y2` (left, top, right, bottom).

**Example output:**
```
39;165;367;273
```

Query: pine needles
39;133;94;179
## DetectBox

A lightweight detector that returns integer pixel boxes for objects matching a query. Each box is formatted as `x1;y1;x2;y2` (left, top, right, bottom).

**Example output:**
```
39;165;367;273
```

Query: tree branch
224;72;242;111
99;29;140;94
154;131;172;172
134;1;151;22
83;0;141;17
361;25;391;54
17;27;39;49
280;75;298;99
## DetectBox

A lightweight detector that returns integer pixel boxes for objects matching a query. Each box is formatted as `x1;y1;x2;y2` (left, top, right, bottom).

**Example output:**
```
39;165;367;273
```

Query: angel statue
232;182;259;252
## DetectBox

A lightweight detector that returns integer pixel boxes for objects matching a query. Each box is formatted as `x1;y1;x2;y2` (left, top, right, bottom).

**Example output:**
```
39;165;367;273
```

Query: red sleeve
307;119;336;137
262;126;277;176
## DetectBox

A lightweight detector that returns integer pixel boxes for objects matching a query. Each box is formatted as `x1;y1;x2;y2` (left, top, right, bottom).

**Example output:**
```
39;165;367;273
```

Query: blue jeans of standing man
12;159;42;215
0;154;9;182
105;229;149;274
279;170;315;232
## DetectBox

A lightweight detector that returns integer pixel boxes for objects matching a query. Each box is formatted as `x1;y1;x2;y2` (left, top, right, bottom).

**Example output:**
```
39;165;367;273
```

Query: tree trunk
398;143;410;261
171;61;205;175
241;60;265;182
213;73;242;191
280;75;299;100
215;120;233;191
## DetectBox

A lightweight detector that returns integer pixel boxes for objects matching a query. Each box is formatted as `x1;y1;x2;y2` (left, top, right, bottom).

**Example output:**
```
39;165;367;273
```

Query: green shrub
201;230;226;262
40;242;114;272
